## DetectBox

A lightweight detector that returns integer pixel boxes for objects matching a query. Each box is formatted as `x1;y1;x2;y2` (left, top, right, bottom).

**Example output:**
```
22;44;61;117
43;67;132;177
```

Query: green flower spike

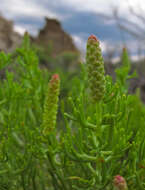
113;175;128;190
86;34;105;102
42;74;60;136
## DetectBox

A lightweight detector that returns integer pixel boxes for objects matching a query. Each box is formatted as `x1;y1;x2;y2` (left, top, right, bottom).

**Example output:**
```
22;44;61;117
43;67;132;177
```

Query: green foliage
55;51;80;71
115;47;137;93
36;43;55;68
0;34;144;190
36;40;79;71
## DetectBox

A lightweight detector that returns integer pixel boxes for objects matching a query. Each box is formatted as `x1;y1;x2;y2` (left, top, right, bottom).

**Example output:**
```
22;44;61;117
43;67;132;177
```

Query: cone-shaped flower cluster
86;34;105;102
113;175;128;190
42;74;60;136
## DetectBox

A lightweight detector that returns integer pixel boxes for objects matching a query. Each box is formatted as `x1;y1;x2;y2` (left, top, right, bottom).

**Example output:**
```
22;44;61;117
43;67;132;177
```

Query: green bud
86;35;105;102
42;74;60;136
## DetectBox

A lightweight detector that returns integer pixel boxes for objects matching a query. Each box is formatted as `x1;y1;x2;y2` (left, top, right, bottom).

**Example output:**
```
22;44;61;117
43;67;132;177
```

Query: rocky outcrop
0;15;78;56
33;17;78;56
0;15;22;52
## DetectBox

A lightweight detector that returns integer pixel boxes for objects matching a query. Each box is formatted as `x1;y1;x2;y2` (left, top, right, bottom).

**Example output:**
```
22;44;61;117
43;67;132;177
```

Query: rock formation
0;15;22;53
0;15;78;56
34;17;78;56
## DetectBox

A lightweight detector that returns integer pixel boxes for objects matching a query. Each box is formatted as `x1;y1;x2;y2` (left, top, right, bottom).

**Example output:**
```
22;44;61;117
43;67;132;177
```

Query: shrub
0;34;144;190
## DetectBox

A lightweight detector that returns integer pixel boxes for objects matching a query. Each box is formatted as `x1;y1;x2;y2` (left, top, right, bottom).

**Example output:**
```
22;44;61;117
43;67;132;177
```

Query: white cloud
100;41;109;53
60;0;114;12
59;0;145;19
14;24;39;36
1;0;145;21
14;25;26;35
0;0;65;20
59;0;124;13
72;35;86;51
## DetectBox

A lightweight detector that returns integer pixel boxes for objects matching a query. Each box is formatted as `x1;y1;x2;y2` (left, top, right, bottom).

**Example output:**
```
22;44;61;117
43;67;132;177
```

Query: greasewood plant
0;33;144;190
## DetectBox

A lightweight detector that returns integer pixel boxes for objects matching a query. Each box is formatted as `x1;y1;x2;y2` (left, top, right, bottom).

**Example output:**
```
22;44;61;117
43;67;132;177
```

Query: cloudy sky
1;0;145;58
